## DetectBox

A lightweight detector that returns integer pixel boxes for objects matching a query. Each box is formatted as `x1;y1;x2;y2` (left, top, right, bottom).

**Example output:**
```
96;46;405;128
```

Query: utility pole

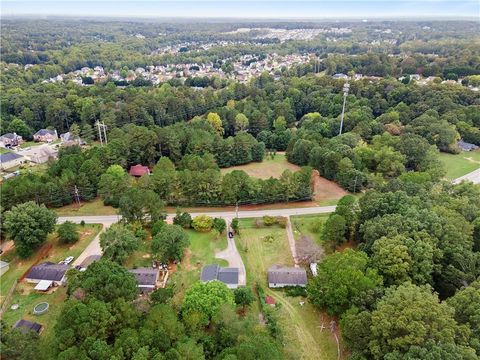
95;121;108;146
338;81;350;136
73;185;81;207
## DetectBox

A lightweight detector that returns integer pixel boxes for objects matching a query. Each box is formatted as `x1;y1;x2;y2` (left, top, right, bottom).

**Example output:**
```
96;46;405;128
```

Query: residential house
25;262;69;286
129;268;159;294
0;133;23;147
28;146;57;164
33;129;58;143
13;320;44;335
267;265;307;288
332;73;348;80
129;164;150;177
60;132;81;146
201;264;239;289
0;152;25;170
0;260;10;276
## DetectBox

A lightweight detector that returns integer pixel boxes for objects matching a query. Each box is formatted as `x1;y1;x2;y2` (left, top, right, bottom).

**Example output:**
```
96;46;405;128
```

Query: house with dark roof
129;164;150;177
201;264;239;289
129;268;159;293
25;262;69;286
13;319;43;334
267;265;307;288
0;132;23;147
0;152;25;170
33;129;58;143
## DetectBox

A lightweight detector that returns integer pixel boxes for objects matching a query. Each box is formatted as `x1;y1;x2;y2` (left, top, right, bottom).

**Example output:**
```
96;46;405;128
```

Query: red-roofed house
129;164;150;177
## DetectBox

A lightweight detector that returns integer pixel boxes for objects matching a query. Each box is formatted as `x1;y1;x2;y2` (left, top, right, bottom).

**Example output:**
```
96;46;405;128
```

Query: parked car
228;231;234;239
63;256;74;265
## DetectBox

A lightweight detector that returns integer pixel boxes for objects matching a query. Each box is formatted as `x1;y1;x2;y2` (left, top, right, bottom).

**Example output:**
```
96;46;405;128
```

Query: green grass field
235;218;342;360
0;224;102;305
168;229;228;305
220;153;301;179
55;197;118;216
290;214;330;244
438;150;480;180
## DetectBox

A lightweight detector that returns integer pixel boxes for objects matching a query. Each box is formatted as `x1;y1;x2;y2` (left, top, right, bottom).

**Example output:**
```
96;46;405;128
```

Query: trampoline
33;302;49;315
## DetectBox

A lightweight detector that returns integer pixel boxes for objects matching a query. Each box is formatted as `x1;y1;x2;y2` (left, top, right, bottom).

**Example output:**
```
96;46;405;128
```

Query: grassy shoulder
0;224;102;305
54;197;117;216
235;218;341;360
438;150;480;179
290;214;330;244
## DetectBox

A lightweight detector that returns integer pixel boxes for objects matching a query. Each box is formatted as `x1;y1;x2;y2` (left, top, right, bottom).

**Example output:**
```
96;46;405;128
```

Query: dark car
228;231;234;239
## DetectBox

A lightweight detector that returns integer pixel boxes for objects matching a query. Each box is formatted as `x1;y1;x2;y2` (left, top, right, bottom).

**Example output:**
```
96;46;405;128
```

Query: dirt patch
312;170;348;203
182;249;193;271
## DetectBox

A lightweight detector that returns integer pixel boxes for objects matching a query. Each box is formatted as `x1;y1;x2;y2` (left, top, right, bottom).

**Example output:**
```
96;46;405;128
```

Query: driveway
57;216;117;267
453;168;480;184
215;219;247;286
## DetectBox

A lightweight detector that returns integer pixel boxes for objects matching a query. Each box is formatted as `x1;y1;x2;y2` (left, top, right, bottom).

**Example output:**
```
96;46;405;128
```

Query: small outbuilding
129;268;159;294
201;264;239;289
265;295;276;306
13;319;43;334
0;152;25;170
129;164;150;177
267;265;307;288
0;260;10;276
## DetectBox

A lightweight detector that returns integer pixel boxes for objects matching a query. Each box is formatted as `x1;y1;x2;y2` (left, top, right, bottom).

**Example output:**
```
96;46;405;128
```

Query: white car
63;256;74;265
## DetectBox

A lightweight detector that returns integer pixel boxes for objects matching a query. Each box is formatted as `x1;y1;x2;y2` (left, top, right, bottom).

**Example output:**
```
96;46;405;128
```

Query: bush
263;215;276;226
57;221;79;244
150;287;174;304
212;218;226;234
192;215;214;232
231;218;239;234
284;286;308;297
151;220;166;236
80;220;85;227
276;216;287;228
135;228;148;241
173;210;192;229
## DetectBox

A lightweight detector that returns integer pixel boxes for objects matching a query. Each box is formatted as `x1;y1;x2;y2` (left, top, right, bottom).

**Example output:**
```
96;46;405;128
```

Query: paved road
453;168;480;185
57;205;337;225
215;219;247;286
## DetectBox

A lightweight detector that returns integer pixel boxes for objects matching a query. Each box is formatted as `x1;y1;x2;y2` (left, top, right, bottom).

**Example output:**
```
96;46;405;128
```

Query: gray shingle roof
0;133;17;139
34;129;56;136
129;268;158;286
14;319;43;334
0;152;23;163
201;264;239;285
268;265;307;286
26;263;69;282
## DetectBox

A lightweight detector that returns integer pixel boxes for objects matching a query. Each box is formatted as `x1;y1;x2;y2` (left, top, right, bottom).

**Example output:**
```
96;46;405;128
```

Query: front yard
235;218;343;360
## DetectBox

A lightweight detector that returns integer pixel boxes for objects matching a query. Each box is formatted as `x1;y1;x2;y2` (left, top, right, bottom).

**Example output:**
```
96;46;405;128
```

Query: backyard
235;218;343;360
438;150;480;179
220;153;301;179
0;224;102;305
55;197;118;216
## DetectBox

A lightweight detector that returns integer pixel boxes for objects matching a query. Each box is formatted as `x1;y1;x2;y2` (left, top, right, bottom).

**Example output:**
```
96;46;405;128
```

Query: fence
0;279;18;318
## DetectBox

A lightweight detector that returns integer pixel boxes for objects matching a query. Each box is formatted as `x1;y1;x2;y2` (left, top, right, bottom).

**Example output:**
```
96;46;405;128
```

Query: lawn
290;214;330;244
438;150;480;180
235;218;342;360
220;153;301;179
0;224;102;305
55;197;118;216
0;147;11;154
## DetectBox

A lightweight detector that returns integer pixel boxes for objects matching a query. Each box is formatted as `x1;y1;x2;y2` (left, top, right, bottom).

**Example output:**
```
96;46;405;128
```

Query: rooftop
267;265;308;286
0;152;23;163
129;268;159;286
201;264;239;285
34;129;57;136
13;319;43;334
129;164;150;177
26;262;69;282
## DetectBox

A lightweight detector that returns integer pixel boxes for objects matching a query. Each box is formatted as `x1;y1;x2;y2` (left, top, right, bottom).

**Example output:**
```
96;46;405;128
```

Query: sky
1;0;479;19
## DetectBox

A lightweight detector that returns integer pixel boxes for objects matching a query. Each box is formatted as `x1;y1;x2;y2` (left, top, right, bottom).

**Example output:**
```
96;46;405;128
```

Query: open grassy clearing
291;214;330;243
54;197;118;216
220;153;301;179
0;224;102;305
0;147;11;154
235;218;342;360
168;230;228;306
438;150;480;179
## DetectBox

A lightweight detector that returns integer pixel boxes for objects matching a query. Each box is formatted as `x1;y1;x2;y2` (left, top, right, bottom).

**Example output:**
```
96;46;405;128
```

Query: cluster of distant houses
0;128;82;173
